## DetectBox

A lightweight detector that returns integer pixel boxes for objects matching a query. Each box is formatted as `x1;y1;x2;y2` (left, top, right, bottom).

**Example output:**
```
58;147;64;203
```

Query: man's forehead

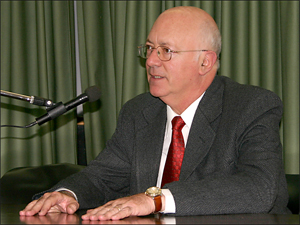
152;11;203;36
147;17;200;48
146;38;176;47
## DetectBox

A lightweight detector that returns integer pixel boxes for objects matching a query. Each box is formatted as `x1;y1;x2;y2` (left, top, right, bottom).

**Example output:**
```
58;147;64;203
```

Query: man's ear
198;51;218;75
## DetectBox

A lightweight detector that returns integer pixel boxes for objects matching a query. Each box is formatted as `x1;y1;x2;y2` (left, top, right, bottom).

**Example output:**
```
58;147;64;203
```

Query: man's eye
162;47;172;54
145;45;153;50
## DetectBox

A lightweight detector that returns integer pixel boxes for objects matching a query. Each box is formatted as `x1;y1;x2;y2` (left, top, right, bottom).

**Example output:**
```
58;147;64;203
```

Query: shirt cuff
55;188;78;202
161;189;176;214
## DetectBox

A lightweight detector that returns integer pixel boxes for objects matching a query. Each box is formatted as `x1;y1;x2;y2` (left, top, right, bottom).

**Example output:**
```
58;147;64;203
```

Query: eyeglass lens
141;46;171;61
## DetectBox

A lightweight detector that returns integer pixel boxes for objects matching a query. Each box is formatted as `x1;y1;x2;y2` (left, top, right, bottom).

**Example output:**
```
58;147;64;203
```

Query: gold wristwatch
145;187;162;213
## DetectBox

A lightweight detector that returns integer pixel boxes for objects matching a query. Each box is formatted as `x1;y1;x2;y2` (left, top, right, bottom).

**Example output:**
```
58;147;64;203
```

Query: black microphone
35;85;101;126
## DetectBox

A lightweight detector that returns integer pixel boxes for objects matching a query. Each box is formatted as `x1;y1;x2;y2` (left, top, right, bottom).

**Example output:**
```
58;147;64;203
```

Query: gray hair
200;19;222;69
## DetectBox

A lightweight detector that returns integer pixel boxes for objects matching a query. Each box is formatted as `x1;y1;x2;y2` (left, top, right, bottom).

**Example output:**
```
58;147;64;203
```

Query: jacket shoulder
217;75;283;107
122;92;162;111
119;93;165;121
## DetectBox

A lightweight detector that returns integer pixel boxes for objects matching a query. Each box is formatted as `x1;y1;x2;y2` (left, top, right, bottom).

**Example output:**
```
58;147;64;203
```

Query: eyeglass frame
138;44;210;61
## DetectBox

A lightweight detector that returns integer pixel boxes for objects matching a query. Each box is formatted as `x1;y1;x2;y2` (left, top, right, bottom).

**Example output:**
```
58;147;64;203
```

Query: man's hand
19;191;79;216
81;193;164;221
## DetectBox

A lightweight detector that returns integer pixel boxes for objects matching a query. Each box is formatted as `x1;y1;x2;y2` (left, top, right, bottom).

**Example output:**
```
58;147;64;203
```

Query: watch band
153;195;162;213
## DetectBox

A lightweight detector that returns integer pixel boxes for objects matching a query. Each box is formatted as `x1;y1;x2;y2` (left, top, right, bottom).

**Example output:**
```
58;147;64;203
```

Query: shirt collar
166;92;205;129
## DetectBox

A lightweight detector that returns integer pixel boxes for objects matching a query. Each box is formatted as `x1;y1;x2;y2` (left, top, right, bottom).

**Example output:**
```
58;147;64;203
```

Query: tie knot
172;116;185;131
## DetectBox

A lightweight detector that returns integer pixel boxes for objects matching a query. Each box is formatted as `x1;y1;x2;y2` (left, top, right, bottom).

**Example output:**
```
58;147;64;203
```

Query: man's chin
149;91;171;104
149;89;163;98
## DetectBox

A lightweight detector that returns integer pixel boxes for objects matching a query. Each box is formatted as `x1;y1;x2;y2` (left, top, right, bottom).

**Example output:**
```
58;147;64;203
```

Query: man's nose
146;48;162;67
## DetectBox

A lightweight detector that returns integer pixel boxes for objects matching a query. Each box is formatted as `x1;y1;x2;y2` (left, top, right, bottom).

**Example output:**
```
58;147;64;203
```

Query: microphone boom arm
1;90;31;102
1;90;54;107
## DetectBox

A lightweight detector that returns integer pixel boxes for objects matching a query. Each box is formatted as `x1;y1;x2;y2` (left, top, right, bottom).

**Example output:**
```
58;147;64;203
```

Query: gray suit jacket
39;75;290;215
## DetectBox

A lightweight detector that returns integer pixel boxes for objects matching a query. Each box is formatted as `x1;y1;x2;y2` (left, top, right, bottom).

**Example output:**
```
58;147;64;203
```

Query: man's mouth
149;72;164;79
152;75;163;79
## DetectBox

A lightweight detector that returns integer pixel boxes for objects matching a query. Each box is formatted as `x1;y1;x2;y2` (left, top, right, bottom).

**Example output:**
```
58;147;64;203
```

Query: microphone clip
31;96;54;108
35;102;67;125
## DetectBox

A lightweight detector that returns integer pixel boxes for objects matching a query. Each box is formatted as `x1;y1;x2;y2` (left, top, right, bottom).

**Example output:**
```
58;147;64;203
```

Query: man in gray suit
20;6;290;220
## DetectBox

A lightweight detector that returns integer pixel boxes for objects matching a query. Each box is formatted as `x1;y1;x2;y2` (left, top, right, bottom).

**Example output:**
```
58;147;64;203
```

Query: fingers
38;193;60;215
82;204;130;221
19;199;40;216
19;191;79;216
82;193;154;221
19;193;53;216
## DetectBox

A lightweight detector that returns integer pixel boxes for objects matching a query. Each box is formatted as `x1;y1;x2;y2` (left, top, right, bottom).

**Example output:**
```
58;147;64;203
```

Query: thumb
66;202;79;214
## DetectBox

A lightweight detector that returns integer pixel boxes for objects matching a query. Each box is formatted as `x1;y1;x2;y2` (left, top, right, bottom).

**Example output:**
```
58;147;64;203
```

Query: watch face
146;187;161;196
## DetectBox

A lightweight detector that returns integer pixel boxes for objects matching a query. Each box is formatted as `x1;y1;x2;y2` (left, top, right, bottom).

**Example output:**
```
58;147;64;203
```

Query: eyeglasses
138;44;209;61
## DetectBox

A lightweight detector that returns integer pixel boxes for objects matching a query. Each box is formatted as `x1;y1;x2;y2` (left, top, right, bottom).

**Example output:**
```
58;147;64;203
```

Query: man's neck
168;92;205;115
164;91;205;115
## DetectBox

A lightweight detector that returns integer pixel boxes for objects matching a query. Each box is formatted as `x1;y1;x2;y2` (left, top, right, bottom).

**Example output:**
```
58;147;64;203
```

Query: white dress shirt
157;93;205;213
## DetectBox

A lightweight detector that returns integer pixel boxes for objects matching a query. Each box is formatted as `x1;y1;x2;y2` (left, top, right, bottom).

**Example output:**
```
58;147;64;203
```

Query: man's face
146;12;204;109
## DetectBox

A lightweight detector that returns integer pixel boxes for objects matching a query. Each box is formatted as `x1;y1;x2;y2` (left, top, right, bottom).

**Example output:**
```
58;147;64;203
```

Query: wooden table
1;204;299;224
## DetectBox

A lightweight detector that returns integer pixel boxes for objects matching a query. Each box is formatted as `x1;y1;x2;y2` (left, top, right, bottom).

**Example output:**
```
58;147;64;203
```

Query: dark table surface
1;204;299;224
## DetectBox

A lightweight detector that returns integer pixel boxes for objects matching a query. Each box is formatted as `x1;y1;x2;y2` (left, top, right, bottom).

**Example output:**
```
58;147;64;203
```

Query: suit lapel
180;76;224;181
135;98;167;190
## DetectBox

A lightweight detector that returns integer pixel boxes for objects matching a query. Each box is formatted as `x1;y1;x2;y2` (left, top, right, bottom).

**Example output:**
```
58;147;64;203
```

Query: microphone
1;90;54;107
0;85;101;128
35;85;101;126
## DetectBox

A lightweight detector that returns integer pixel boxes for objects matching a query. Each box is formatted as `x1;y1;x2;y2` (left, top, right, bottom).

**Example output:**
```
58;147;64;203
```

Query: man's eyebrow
145;39;153;44
145;39;171;46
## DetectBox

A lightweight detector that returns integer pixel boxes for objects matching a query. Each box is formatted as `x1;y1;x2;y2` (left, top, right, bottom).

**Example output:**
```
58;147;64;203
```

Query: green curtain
76;1;152;161
1;1;298;176
76;1;299;174
1;1;77;176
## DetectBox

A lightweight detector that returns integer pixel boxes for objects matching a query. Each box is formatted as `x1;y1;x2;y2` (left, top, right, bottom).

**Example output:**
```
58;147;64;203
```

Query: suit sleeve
33;101;135;209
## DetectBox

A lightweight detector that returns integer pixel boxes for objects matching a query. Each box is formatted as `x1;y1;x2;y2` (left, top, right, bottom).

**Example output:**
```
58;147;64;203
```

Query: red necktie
161;116;185;188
